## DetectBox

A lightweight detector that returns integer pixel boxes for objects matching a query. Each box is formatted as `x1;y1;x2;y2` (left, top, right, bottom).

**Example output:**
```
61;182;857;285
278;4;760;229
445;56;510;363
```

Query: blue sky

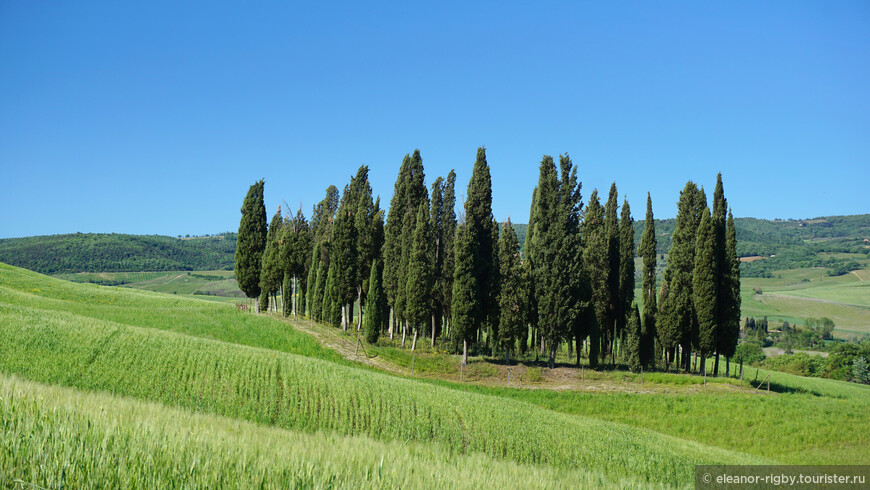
1;1;868;238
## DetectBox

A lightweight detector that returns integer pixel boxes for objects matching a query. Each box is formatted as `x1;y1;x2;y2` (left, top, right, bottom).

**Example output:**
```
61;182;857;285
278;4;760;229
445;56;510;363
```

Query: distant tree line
0;233;237;274
234;149;741;374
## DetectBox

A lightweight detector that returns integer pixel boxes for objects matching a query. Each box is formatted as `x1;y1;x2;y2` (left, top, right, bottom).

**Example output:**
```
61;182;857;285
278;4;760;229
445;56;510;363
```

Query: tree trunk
567;337;573;359
254;296;260;314
462;339;468;365
713;351;720;377
700;354;706;377
341;305;347;331
725;357;730;377
357;287;363;331
411;328;418;351
548;342;556;369
506;346;510;366
431;314;436;347
347;302;353;328
401;320;407;348
389;308;394;340
292;276;298;318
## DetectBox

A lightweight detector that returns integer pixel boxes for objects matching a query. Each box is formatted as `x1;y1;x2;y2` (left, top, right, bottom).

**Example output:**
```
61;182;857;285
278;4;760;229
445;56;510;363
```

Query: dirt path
285;317;756;395
852;270;865;281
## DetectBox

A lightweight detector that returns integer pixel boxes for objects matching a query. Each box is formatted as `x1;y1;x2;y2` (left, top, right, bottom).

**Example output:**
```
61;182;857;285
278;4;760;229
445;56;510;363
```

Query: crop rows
0;300;755;486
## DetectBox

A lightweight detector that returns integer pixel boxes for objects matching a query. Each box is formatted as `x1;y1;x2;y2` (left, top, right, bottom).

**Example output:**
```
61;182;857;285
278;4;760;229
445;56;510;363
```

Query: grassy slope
291;317;870;466
2;263;868;485
1;374;642;490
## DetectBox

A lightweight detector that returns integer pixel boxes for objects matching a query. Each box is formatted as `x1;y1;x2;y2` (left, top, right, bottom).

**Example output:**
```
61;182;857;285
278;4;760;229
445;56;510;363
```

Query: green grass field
54;269;245;301
2;262;869;487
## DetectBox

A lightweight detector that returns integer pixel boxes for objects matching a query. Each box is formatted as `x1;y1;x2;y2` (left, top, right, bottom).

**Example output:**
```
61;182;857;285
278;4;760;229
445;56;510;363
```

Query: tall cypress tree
661;181;704;372
259;205;284;313
711;173;727;375
364;259;386;344
333;176;360;330
583;189;607;367
464;147;495;350
618;197;635;358
522;186;538;357
721;209;741;375
638;193;658;370
531;155;585;368
626;304;643;372
311;243;328;322
430;171;457;346
383;155;411;338
603;183;620;364
323;261;341;327
235;179;267;310
452;224;476;365
497;219;525;364
694;206;717;374
405;203;434;351
311;185;339;244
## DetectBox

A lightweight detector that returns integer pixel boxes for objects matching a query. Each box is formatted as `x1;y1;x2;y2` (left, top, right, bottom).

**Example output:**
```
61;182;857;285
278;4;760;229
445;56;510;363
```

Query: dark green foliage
639;193;657;369
364;260;386;344
583;190;608;365
451;224;477;362
405;203;434;334
282;271;293;317
661;181;704;371
464;147;497;345
282;208;312;317
530;155;586;368
733;342;766;365
603;183;620;362
323;262;341;327
497;219;525;361
522;186;539;356
626;304;643;373
430;171;457;342
720;210;741;362
259;206;284;306
311;185;340;244
618;197;635;358
310;243;327;322
694;207;717;358
0;233;238;274
333;181;359;312
235;180;267;300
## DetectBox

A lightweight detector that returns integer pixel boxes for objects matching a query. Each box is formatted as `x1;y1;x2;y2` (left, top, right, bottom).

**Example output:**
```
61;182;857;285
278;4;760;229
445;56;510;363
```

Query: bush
733;342;766;365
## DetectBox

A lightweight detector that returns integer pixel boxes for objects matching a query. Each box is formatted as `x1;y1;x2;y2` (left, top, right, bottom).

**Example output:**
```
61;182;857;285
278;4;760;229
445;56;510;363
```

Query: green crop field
53;269;245;301
2;263;869;488
740;264;870;336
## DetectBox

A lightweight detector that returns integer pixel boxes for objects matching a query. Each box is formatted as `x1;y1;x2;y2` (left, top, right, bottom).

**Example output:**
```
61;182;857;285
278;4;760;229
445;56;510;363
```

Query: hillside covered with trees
0;233;237;273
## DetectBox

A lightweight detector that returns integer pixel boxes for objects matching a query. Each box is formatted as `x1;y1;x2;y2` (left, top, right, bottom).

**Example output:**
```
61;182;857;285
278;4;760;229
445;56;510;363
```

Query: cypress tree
324;261;341;327
711;173;727;375
497;219;525;364
694;206;717;375
405;203;434;351
531;155;585;368
430;171;457;346
638;193;658;370
311;243;327;322
452;224;477;365
364;259;386;344
721;210;741;375
311;185;340;243
584;189;607;367
383;154;411;338
235;179;267;310
333;178;359;330
259;205;283;313
464;147;496;348
522;186;538;357
618;196;635;359
626;304;643;373
352;166;377;329
661;181;704;372
603;183;620;364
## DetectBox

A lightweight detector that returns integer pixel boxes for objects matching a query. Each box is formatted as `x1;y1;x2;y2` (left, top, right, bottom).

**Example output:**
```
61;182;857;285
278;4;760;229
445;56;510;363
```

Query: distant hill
2;214;867;277
0;233;237;274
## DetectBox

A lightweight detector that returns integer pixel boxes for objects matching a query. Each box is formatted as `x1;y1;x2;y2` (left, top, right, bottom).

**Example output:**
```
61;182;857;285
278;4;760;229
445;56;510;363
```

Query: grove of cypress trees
235;179;267;311
497;219;525;364
638;193;658;369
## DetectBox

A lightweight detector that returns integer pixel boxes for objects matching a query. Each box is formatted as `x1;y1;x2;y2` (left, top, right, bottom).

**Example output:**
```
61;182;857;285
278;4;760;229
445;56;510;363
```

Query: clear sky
1;1;868;239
